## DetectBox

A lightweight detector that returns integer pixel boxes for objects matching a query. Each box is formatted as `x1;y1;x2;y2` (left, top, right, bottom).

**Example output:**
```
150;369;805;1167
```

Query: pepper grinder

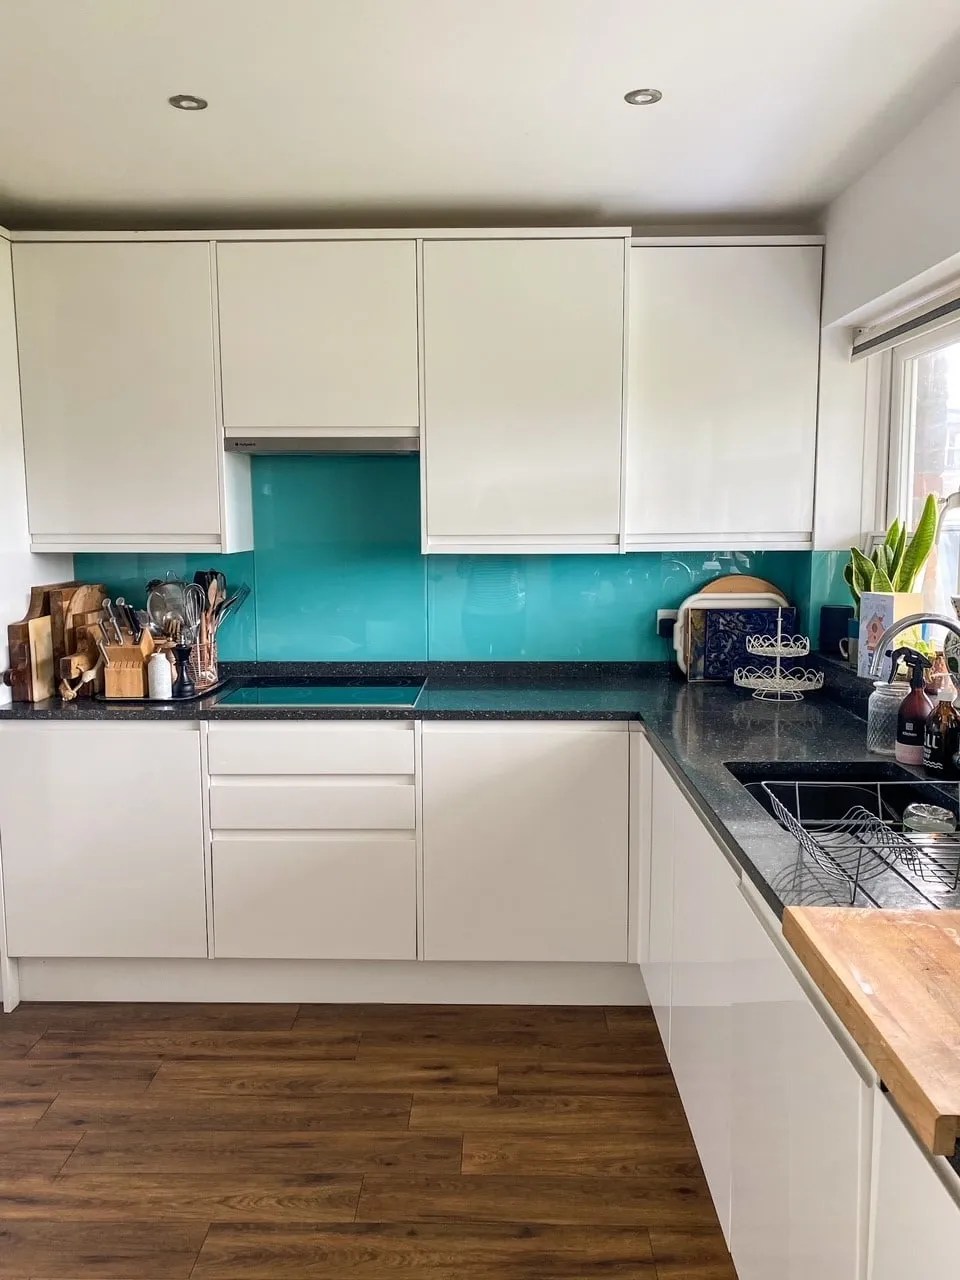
172;643;195;699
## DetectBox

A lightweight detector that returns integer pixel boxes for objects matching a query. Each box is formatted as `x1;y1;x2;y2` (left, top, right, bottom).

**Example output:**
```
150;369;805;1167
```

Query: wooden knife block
102;632;155;699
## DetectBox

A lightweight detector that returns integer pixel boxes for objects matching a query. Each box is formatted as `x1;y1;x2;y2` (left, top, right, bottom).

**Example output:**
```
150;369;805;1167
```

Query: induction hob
215;677;424;709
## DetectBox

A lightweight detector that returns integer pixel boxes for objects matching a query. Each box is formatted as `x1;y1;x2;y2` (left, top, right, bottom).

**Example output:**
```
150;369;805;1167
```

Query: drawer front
210;780;415;830
207;724;414;776
212;836;417;959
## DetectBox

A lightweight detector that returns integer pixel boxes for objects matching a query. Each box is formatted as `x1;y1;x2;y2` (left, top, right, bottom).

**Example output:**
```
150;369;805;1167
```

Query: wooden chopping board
783;907;960;1156
700;574;782;595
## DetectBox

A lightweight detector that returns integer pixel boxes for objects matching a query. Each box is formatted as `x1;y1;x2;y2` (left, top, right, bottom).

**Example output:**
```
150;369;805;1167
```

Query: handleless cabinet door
421;723;629;961
217;240;420;434
0;725;207;958
13;241;224;547
626;245;821;547
422;238;625;550
641;752;677;1054
730;889;871;1280
870;1094;960;1280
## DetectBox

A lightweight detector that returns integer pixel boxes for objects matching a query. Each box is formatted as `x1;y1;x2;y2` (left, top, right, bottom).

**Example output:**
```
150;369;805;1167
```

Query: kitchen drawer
209;779;416;830
212;835;417;959
207;723;414;776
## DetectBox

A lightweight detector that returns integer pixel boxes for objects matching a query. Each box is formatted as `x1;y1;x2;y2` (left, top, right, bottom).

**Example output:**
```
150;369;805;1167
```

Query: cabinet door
0;725;207;958
422;238;625;550
641;752;676;1054
217;241;419;433
626;245;821;546
212;836;416;960
731;887;870;1280
13;242;225;547
870;1094;960;1280
669;780;742;1243
421;723;628;961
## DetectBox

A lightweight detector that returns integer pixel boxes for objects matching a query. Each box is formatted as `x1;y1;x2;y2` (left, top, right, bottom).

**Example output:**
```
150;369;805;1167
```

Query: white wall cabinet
421;722;629;961
0;724;207;958
625;243;821;549
730;886;871;1280
216;240;420;441
13;241;251;553
870;1094;960;1280
421;236;627;553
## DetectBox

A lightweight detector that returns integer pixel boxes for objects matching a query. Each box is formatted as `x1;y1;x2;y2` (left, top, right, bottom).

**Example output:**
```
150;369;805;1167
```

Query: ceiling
2;0;960;229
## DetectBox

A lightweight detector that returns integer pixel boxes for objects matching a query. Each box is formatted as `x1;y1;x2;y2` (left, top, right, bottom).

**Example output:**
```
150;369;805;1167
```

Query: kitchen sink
726;760;960;905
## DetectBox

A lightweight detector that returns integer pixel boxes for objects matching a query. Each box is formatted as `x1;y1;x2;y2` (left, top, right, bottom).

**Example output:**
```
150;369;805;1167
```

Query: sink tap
868;612;960;678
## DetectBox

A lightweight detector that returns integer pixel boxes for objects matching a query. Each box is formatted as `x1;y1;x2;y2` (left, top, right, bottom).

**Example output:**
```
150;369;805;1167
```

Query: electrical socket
656;609;678;639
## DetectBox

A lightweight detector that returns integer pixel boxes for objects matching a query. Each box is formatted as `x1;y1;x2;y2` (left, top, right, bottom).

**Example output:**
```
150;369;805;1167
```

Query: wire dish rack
761;779;960;905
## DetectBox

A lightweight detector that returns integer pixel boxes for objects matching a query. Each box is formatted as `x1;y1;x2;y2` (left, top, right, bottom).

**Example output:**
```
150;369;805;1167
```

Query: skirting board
13;958;650;1008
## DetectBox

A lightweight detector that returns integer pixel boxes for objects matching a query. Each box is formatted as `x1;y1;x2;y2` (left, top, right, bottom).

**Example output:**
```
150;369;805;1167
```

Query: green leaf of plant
843;561;860;607
891;523;907;578
872;563;895;593
884;518;902;558
851;546;878;593
875;544;890;578
896;493;939;591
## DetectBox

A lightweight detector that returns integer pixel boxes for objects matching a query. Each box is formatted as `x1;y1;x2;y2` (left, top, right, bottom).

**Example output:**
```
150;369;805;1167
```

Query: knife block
102;631;155;699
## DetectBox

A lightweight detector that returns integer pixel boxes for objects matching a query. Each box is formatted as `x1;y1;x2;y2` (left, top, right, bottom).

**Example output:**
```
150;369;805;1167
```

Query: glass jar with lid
867;681;908;755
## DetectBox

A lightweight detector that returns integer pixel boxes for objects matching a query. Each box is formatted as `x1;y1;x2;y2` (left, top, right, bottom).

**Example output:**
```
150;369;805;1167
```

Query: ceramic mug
839;619;859;667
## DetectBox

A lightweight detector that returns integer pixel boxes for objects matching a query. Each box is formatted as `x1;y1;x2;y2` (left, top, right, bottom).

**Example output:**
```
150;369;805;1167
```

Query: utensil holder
188;634;219;691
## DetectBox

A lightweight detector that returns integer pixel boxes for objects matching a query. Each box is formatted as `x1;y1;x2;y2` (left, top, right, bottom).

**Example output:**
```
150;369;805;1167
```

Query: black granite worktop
2;660;957;924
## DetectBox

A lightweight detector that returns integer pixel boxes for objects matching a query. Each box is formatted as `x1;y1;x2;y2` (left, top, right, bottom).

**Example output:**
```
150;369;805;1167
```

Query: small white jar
147;651;174;700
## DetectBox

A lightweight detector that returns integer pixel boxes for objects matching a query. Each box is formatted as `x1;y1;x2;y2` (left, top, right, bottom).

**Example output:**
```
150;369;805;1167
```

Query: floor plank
605;1006;661;1036
27;1029;359;1060
37;1092;413;1131
358;1031;661;1062
63;1130;463;1175
0;1026;44;1059
0;1060;159;1096
0;1131;84;1175
148;1059;497;1096
357;1173;719;1228
0;1220;207;1278
0;1173;362;1221
462;1132;701;1177
410;1090;690;1132
498;1057;672;1095
191;1220;657;1279
7;1001;300;1032
0;1095;56;1125
297;1003;609;1036
648;1227;739;1279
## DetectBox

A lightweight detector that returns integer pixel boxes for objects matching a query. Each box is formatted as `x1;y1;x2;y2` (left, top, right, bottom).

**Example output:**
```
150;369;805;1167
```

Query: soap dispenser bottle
889;647;933;766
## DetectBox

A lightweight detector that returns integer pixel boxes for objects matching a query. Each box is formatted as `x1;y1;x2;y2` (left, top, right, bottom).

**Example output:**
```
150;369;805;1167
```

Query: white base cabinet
421;722;629;961
0;724;207;958
730;887;871;1280
870;1094;960;1280
646;742;874;1276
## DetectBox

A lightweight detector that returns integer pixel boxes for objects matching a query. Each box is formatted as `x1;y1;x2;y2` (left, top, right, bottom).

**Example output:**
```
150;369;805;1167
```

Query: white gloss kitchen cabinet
0;724;207;957
420;235;628;553
421;722;629;960
870;1094;960;1280
207;722;417;960
216;240;420;444
12;240;251;553
625;241;822;549
643;743;873;1276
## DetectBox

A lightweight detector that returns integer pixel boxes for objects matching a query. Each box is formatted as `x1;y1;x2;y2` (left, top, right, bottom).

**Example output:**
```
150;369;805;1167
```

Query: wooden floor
0;1002;734;1278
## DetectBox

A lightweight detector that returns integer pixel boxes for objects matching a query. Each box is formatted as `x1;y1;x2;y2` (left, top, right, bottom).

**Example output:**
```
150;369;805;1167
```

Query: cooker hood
225;429;419;454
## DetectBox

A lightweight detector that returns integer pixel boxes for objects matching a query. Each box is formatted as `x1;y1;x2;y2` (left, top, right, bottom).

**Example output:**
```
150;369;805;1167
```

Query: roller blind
851;282;960;360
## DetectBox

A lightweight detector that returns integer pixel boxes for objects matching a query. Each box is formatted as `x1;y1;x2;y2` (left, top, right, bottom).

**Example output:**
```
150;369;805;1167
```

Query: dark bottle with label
923;686;960;776
889;647;933;767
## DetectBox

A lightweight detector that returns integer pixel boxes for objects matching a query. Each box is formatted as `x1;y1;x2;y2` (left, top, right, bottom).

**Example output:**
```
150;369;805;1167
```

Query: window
888;318;960;603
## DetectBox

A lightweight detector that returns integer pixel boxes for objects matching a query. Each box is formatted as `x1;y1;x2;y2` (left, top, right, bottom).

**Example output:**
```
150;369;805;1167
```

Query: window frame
884;315;960;530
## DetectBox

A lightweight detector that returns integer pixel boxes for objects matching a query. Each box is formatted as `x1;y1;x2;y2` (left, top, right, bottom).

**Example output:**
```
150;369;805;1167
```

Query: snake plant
844;493;939;613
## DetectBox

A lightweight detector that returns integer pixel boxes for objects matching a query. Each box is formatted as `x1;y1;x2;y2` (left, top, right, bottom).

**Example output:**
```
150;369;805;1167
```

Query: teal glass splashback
78;456;825;662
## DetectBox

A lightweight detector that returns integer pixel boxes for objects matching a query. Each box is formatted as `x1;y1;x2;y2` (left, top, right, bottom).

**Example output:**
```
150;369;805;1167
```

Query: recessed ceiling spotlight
168;94;208;111
624;88;662;106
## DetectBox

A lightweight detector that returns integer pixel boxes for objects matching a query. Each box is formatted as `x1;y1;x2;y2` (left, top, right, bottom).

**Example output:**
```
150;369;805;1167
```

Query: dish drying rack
762;779;960;906
734;610;823;702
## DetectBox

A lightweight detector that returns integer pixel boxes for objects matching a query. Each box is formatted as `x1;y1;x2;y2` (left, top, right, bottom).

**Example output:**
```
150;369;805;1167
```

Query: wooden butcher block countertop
783;907;960;1157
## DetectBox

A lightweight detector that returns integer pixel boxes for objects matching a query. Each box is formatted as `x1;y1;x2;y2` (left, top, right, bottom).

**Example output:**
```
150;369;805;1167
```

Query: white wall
0;230;72;705
823;83;960;326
